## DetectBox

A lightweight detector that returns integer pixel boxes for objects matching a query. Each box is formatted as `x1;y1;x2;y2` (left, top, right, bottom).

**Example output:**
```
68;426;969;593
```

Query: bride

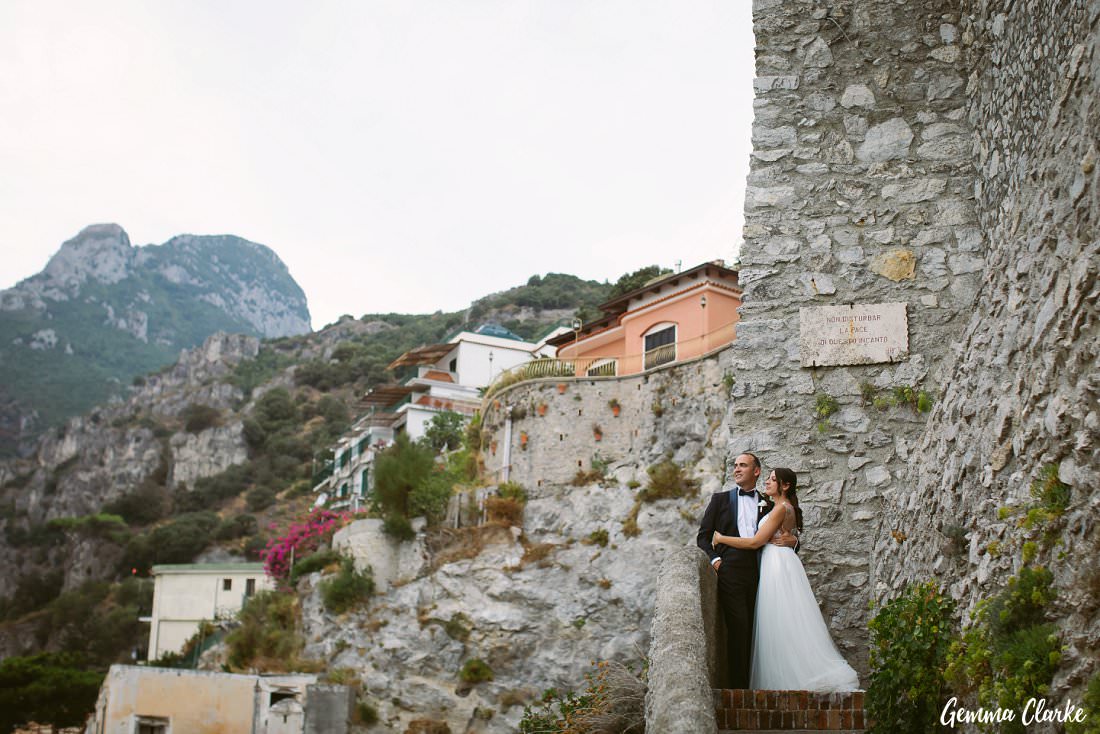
713;467;859;692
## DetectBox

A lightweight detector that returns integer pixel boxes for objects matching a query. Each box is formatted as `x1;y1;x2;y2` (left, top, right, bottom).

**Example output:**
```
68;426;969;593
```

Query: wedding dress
749;507;860;692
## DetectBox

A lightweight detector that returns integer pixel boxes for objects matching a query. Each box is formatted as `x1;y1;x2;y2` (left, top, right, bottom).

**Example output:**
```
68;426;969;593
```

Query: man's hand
771;532;797;548
712;559;722;572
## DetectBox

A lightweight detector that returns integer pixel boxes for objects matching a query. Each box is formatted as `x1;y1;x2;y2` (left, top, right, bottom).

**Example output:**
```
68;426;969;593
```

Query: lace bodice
765;502;798;541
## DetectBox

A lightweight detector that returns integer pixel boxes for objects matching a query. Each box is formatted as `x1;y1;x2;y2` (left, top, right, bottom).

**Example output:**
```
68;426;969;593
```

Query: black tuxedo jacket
696;489;772;569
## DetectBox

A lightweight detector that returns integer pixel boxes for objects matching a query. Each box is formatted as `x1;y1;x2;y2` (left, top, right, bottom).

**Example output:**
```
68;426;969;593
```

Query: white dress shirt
736;487;759;540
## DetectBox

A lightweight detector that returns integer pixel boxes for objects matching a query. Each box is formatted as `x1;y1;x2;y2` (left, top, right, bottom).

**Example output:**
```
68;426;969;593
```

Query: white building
313;412;394;512
312;325;558;510
146;563;273;661
370;324;556;441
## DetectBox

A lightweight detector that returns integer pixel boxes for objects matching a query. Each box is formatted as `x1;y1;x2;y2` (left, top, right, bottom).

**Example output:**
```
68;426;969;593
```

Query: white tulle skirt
749;544;860;692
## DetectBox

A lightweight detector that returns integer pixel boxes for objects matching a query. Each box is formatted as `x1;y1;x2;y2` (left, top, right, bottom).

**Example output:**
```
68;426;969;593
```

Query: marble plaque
799;303;909;367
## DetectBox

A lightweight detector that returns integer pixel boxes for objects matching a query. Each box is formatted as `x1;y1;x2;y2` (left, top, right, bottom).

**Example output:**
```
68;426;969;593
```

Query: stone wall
729;0;981;669
480;349;734;494
873;0;1100;698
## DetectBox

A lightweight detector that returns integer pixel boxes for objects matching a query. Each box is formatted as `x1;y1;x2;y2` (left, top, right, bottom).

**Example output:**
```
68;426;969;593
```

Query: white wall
452;340;534;387
147;565;273;659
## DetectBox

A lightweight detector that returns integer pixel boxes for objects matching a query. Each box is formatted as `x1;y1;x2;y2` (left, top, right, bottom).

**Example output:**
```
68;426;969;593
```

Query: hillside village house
145;563;273;661
546;261;742;375
312;324;560;509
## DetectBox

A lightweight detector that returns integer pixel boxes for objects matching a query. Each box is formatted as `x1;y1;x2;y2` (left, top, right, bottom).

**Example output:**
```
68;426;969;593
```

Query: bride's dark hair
774;467;803;532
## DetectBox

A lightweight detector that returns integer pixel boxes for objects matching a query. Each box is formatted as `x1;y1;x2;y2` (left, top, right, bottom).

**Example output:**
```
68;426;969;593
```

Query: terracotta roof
422;370;455;383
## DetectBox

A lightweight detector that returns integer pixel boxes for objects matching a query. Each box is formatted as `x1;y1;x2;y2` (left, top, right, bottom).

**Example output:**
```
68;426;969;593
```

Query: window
361;469;371;496
245;578;256;597
643;325;677;369
222;579;232;591
134;715;169;734
449;358;457;373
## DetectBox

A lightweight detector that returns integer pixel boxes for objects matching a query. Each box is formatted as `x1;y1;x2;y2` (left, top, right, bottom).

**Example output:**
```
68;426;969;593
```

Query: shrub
226;591;306;671
497;481;527;503
215;513;258;541
289;548;342;584
638;459;697;502
866;582;956;734
520;660;646;734
460;658;494;684
182;403;221;433
103;482;169;526
245;486;277;512
1067;671;1100;734
320;558;374;614
945;565;1060;734
583;529;609;547
484;497;523;527
443;613;472;642
382;513;415;541
355;699;379;726
123;511;220;572
261;508;348;581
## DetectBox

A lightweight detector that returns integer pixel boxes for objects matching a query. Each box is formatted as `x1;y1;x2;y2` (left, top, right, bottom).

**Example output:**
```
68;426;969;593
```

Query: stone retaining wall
480;348;733;493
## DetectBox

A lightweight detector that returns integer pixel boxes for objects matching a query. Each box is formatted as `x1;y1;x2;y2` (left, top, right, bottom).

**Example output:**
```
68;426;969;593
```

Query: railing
481;356;602;398
644;343;676;370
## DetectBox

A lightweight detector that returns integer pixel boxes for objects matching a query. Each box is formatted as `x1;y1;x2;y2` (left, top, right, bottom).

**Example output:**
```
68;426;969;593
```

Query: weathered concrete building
86;666;352;734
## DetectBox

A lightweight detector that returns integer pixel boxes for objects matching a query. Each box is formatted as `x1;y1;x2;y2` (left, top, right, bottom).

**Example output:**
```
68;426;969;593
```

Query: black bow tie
737;488;756;497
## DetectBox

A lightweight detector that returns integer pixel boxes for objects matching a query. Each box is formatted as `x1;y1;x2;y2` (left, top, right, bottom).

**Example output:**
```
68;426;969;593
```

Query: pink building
548;262;742;376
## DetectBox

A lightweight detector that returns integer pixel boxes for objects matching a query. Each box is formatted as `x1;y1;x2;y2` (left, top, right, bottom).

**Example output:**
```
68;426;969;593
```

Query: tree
372;434;435;519
608;265;673;300
422;411;466;452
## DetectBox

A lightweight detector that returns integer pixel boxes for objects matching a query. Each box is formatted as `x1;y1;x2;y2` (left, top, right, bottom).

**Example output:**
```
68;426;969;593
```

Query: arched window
643;323;677;369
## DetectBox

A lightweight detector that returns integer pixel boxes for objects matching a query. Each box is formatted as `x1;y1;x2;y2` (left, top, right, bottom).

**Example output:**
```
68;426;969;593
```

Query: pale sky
0;1;755;331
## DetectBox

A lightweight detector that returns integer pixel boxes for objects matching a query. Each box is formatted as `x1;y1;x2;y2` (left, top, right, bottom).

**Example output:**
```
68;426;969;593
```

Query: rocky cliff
0;223;311;456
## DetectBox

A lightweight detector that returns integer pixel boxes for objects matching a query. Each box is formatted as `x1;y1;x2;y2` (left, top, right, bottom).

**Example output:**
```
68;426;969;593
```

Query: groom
696;452;794;688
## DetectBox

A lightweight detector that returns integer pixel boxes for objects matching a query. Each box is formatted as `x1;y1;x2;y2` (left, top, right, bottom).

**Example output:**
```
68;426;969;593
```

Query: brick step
714;689;867;731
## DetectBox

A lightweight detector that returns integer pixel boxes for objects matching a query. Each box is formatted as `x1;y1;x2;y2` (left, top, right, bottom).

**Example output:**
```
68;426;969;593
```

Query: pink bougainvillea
260;508;351;583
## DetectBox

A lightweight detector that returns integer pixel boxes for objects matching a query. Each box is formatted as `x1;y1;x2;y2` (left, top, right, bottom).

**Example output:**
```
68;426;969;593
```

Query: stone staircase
715;689;867;733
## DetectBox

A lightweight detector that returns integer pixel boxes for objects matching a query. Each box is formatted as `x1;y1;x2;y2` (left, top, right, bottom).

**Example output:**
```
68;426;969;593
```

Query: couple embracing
696;452;859;692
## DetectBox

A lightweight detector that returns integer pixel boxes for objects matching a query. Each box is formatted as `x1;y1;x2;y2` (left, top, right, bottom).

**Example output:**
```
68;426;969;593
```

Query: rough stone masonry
735;0;1098;694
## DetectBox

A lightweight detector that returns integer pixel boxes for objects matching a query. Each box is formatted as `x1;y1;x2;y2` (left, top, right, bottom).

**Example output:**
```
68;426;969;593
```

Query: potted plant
537;402;548;416
557;383;568;394
608;398;621;417
520;431;529;449
592;424;603;441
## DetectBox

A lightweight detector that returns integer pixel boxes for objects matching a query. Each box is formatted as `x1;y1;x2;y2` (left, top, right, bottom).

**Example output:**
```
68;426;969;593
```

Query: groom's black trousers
717;559;759;689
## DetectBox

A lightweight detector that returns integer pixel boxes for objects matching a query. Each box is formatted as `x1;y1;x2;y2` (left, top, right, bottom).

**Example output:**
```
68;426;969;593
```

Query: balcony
644;343;676;370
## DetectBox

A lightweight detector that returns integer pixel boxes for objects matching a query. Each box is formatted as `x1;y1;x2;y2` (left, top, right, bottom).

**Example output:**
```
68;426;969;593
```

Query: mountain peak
43;223;134;287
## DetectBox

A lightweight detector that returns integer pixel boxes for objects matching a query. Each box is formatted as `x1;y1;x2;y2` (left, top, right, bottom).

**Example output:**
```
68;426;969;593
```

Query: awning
387;343;455;370
359;384;423;407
